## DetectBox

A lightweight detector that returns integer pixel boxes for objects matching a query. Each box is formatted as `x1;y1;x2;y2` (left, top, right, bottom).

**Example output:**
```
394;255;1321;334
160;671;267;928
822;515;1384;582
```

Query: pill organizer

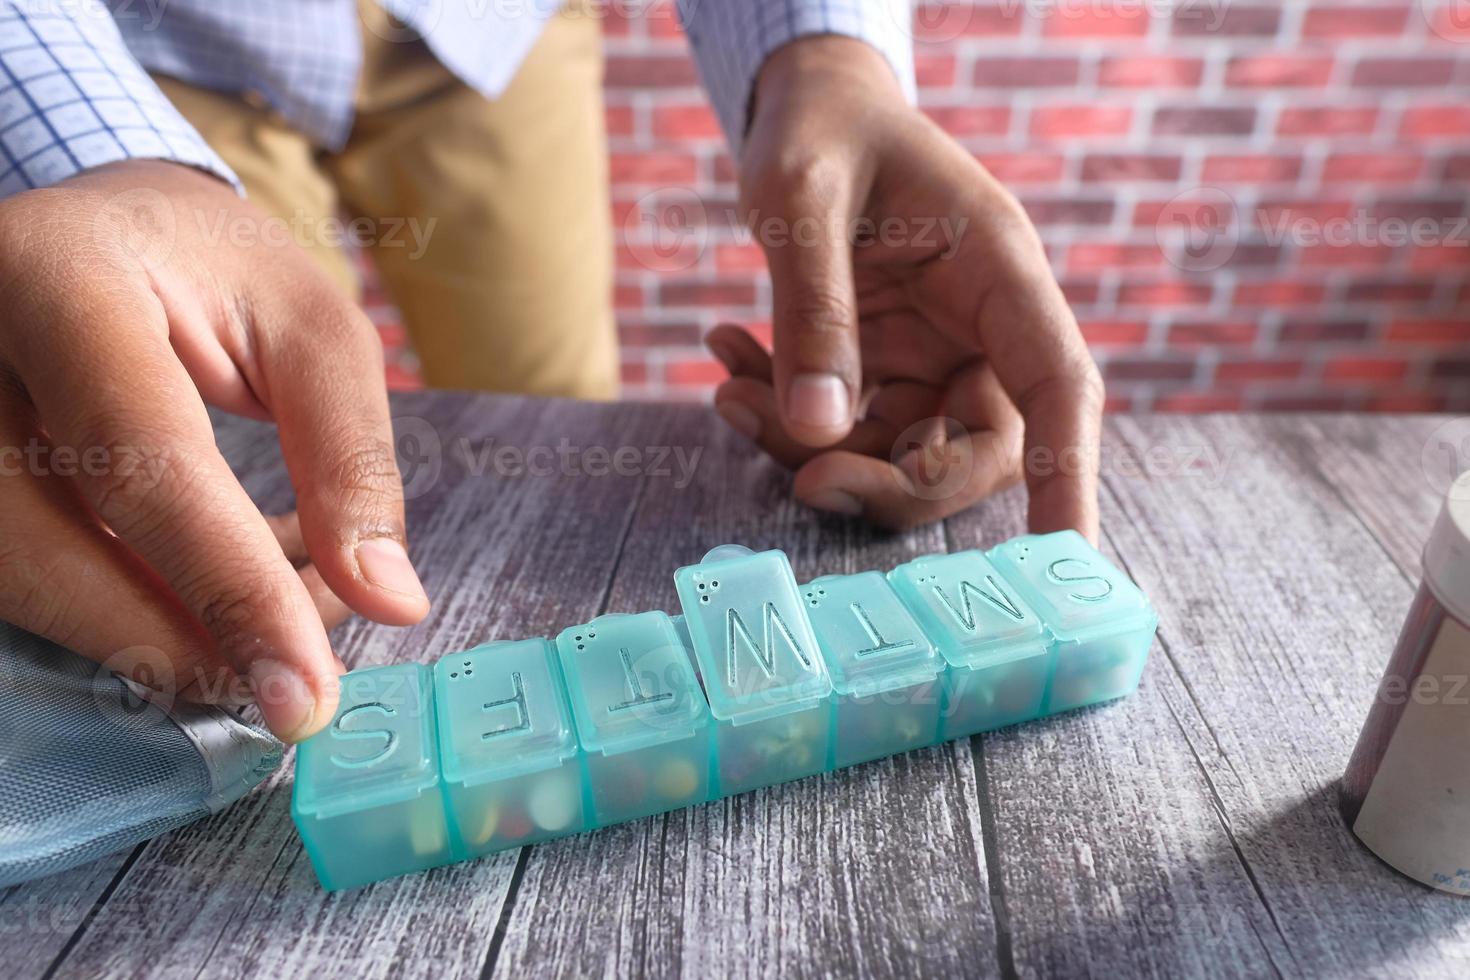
292;531;1157;890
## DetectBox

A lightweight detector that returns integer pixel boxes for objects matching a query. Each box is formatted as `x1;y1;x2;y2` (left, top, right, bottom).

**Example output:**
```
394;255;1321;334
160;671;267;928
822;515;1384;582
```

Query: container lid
556;611;710;755
988;531;1154;641
434;639;578;786
674;546;832;724
801;571;943;696
888;551;1047;668
293;663;438;820
1425;470;1470;625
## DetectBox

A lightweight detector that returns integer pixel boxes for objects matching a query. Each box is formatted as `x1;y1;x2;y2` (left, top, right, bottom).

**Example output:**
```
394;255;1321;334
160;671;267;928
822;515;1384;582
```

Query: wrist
750;36;908;130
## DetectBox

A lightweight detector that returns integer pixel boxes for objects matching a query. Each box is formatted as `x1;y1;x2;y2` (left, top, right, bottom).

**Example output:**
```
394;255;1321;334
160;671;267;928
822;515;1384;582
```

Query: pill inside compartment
674;546;834;795
988;531;1157;713
889;551;1052;739
556;611;713;825
802;571;944;768
434;639;587;858
291;663;451;891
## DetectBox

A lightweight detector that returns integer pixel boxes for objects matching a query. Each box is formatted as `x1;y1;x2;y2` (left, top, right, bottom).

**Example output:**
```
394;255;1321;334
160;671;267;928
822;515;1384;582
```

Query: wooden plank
489;408;1003;979
41;394;658;980
992;414;1470;978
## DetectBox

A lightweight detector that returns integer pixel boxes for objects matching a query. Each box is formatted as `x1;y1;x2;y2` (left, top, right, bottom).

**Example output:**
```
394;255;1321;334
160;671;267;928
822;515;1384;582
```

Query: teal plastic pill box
292;532;1158;890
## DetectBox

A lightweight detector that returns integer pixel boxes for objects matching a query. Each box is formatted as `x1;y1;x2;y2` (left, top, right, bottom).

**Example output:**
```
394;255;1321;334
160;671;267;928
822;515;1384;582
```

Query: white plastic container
1343;469;1470;894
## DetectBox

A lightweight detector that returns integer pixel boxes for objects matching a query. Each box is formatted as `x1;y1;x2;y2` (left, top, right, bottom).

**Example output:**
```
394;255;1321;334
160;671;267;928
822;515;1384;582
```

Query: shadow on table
1017;782;1470;978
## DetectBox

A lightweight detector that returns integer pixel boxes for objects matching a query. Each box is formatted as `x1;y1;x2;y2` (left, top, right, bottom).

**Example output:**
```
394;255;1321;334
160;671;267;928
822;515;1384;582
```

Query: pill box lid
988;531;1155;642
888;551;1048;668
293;663;439;820
674;547;833;724
1426;471;1470;626
433;639;579;785
801;571;943;695
556;611;710;755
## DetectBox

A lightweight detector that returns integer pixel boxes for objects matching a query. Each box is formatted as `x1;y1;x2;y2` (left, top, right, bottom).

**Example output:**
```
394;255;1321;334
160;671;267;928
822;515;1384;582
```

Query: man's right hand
0;160;429;742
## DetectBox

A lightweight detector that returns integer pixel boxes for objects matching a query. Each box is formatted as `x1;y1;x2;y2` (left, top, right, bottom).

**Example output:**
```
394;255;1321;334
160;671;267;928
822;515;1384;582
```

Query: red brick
1278;320;1370;344
1168;321;1259;345
1031;105;1132;138
610;152;697;184
1353;58;1457;87
1202;155;1303;182
1407;244;1470;271
915;54;958;88
1322;153;1425;183
1253;198;1354;229
1060;279;1102;305
1277;106;1379;136
1103;394;1136;413
1297;243;1397;268
1043;4;1151;37
1344;279;1438;303
973;57;1081;88
642;0;684;38
1385;319;1470;343
653;105;721;141
618;321;703;348
1259;394;1354;411
1401;106;1470;138
1216;359;1305;382
1097;56;1205;88
1444;155;1470;181
665;357;727;386
1019;197;1115;227
923;105;1011;136
605;55;698;89
1323;357;1411;382
620;361;649;385
1366;393;1449;412
1080;320;1150;345
1173;5;1280;36
975;152;1066;183
913;3;1023;39
1432;358;1470;379
714;243;766;273
1234;281;1328;307
1081;154;1183;182
1117;281;1214;306
1302;5;1410;36
614;282;644;309
1068;243;1166;272
605;104;635;138
1227;55;1334;88
1153;106;1256;136
1154;392;1246;412
712;155;737;185
659;280;757;308
1103;357;1197;381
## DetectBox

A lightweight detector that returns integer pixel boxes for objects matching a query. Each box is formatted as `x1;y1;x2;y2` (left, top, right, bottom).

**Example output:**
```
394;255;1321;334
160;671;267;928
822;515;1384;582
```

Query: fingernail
716;401;761;441
806;489;863;516
787;374;849;429
248;659;319;742
357;537;428;602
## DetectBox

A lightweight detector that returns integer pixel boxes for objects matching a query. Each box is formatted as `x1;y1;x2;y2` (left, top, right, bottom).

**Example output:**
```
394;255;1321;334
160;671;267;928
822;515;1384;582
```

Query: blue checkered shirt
0;0;915;198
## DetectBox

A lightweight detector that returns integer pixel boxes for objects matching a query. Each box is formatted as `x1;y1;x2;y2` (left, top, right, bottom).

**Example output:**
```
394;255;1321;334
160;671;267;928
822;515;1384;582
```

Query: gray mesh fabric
0;624;282;886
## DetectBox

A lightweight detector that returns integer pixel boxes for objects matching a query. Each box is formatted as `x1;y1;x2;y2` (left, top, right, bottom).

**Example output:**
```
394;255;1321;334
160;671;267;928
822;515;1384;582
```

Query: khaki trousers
153;1;618;399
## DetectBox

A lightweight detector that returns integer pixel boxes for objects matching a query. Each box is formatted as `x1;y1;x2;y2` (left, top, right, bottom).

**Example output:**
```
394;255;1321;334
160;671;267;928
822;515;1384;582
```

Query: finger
706;323;773;382
250;283;429;626
0;383;244;705
265;511;353;629
793;363;1024;528
713;375;898;469
974;270;1103;542
756;169;863;447
6;288;342;741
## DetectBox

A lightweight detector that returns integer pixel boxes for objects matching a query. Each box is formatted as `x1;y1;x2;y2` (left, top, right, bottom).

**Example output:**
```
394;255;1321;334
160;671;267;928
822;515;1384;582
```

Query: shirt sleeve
677;0;917;157
0;0;239;199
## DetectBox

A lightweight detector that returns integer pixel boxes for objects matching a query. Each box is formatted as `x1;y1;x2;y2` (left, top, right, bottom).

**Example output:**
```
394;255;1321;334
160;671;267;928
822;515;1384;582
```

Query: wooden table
3;394;1467;979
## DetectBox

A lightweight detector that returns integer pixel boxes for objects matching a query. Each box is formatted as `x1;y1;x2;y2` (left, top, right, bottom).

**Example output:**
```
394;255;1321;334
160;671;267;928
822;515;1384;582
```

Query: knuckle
83;436;200;541
195;581;275;652
779;286;857;339
307;435;404;532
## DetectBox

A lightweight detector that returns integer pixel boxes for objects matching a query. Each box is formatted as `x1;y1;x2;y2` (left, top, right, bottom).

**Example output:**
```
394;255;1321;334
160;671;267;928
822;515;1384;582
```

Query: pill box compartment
675;547;834;795
434;640;587;858
802;571;944;768
556;611;713;825
292;663;451;891
889;552;1052;738
989;531;1157;713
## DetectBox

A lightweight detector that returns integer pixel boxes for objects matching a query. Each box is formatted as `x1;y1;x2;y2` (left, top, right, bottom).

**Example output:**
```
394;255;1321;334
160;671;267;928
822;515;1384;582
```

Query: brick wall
376;0;1470;411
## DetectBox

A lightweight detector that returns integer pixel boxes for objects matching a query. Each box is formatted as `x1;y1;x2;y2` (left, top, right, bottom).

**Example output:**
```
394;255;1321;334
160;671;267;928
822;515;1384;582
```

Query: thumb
761;183;862;448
